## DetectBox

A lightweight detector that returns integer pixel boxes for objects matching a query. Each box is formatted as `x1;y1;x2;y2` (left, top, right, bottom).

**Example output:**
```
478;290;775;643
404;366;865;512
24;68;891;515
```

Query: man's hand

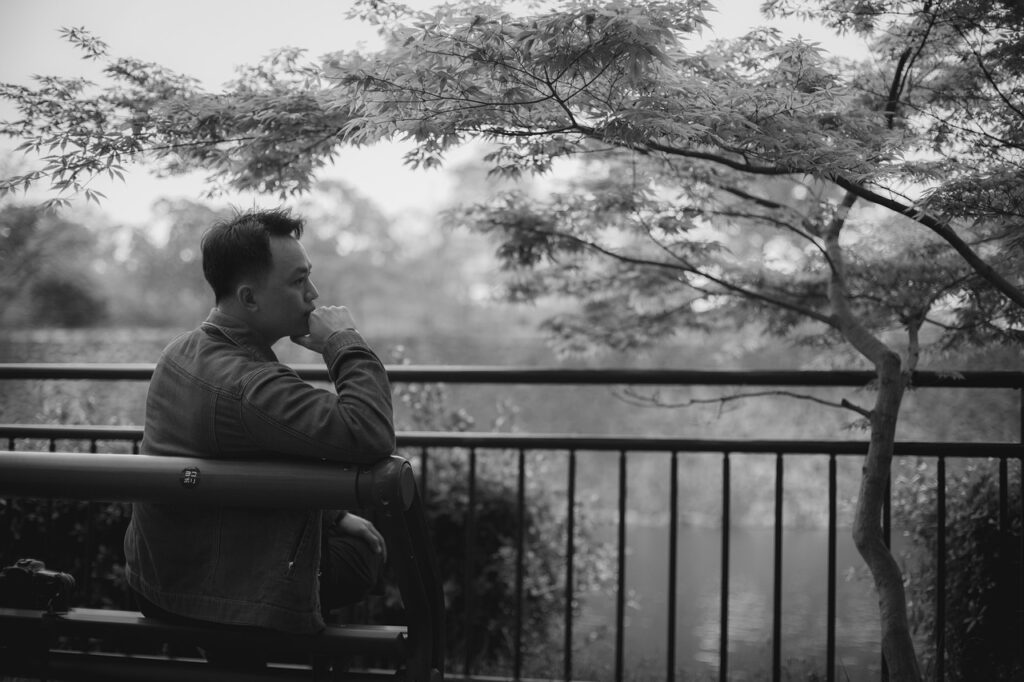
337;512;387;563
291;306;357;354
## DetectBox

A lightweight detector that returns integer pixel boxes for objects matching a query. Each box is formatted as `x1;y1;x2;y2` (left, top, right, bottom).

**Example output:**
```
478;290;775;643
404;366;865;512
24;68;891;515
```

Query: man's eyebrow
289;264;312;276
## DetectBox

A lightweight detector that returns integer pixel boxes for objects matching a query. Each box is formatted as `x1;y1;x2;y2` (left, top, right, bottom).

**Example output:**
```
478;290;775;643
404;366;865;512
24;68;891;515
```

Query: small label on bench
180;467;200;488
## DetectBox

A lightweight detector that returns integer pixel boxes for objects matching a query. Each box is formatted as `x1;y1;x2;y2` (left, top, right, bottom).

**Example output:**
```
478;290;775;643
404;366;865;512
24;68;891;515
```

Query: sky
0;0;868;224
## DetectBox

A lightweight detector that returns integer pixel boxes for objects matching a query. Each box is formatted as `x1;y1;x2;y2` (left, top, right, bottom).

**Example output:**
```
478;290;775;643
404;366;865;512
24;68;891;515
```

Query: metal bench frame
0;450;445;681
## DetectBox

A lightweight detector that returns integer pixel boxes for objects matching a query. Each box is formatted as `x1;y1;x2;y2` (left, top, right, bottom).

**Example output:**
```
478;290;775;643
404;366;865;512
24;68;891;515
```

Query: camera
0;558;76;612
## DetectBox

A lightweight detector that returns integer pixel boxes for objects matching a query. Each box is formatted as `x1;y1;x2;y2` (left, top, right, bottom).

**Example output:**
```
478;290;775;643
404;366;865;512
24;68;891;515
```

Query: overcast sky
0;1;867;223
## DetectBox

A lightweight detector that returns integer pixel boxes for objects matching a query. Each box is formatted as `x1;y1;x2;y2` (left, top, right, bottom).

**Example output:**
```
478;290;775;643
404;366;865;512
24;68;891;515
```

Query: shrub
895;459;1022;681
389;358;614;677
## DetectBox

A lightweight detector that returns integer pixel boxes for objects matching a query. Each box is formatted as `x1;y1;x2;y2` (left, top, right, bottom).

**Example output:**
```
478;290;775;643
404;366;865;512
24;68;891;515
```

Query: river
573;524;900;681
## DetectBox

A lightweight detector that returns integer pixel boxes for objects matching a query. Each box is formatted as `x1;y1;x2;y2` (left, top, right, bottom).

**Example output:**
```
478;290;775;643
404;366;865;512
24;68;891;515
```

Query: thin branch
616;386;873;418
513;222;835;325
829;174;1024;309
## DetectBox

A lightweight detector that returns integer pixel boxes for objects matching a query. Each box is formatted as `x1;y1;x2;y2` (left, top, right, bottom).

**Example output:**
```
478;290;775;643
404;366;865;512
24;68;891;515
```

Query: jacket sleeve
238;330;396;463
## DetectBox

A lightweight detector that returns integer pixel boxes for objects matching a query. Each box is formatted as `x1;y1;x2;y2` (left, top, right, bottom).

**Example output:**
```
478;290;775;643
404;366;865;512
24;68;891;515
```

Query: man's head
201;208;319;344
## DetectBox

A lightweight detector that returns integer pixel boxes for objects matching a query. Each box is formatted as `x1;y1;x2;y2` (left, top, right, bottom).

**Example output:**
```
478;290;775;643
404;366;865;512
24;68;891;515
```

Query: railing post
720;452;731;682
772;453;783;682
937;455;946;682
564;449;577;682
418;446;429;498
615;450;627;682
83;439;99;604
827;453;837;682
515;448;526;682
464;447;477;678
999;456;1011;663
1019;454;1024;671
667;450;679;682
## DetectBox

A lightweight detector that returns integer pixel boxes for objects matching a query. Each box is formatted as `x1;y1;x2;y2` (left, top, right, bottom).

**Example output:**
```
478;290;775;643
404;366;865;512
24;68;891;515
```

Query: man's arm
239;307;396;463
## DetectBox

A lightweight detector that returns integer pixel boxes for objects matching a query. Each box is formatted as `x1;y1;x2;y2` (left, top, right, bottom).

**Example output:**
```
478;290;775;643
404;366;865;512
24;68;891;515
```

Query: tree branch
616;386;873;418
511;222;835;325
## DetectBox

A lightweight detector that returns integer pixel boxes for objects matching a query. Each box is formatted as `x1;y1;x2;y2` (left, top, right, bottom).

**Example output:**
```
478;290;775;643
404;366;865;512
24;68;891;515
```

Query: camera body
0;558;76;612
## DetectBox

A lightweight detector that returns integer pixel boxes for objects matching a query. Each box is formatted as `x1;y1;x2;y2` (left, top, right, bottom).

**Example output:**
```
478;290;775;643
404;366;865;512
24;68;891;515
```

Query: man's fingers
364;525;387;561
290;334;317;351
340;513;387;562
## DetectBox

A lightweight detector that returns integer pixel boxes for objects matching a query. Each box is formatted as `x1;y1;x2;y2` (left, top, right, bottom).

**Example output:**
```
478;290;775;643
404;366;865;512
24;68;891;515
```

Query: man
123;208;395;643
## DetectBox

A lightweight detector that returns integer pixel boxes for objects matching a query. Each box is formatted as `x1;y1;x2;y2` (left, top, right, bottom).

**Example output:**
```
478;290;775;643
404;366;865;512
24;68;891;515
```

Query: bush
895;459;1022;681
389;360;614;677
29;275;108;328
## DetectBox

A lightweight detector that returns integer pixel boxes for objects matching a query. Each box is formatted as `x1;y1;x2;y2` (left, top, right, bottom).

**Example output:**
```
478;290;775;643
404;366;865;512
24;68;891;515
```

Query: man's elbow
355;420;396;463
369;427;397;461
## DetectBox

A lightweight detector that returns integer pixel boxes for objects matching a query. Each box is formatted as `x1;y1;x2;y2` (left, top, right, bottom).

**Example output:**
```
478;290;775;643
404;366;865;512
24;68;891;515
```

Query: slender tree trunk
852;354;921;681
824;192;922;681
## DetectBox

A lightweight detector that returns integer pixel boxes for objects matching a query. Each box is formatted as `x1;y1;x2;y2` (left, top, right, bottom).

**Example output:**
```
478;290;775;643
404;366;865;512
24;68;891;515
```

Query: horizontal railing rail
2;362;1024;387
2;423;1023;458
2;363;1023;682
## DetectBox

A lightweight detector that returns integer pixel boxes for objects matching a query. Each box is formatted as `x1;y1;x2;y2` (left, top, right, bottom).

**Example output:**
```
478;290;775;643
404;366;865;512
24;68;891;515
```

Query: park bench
0;449;445;681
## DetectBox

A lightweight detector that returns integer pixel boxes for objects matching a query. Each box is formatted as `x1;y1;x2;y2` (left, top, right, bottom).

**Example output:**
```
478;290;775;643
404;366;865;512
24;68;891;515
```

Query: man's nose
308;280;320;301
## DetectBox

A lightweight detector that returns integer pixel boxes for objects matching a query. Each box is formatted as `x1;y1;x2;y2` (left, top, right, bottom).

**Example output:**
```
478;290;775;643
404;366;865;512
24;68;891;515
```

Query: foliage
4;2;1021;335
29;275;109;327
389;350;614;676
894;460;1023;681
0;204;108;328
3;1;1022;347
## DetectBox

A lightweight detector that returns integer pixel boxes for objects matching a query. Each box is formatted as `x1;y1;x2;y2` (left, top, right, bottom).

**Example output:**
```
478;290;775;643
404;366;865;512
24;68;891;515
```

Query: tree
0;204;108;327
103;198;224;326
3;2;1024;678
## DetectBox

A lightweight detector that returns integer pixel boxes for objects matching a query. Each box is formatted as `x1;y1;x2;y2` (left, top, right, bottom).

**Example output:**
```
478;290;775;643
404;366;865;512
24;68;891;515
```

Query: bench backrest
0;449;445;681
0;450;416;509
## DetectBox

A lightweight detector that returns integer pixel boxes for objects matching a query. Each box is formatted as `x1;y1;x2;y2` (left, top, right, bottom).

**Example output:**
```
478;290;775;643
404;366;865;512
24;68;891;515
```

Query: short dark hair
201;208;305;301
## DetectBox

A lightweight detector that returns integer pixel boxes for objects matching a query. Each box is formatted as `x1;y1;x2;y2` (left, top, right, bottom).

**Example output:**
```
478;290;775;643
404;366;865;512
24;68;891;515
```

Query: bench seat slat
2;650;401;682
0;607;407;657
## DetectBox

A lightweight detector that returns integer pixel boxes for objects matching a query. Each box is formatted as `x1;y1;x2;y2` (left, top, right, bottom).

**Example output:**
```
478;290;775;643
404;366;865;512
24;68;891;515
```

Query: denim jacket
123;309;395;633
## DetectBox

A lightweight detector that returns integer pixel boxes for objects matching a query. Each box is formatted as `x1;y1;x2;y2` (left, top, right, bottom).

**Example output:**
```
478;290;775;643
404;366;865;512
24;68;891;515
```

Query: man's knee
321;532;385;610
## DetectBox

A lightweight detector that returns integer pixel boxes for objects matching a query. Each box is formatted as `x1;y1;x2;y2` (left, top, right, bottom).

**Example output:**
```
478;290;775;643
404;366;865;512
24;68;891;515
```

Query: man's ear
236;284;259;312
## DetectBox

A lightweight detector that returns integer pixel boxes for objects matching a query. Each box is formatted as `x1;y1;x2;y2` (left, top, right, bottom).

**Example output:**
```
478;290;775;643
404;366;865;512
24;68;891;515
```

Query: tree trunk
824;191;922;681
852;353;922;681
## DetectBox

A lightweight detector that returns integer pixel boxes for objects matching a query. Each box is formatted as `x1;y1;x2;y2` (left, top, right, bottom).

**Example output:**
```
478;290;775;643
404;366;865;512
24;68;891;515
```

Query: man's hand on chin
291;306;358;354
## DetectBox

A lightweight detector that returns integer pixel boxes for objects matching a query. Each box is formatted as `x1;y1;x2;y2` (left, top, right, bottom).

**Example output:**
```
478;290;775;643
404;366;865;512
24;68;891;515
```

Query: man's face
250;235;319;343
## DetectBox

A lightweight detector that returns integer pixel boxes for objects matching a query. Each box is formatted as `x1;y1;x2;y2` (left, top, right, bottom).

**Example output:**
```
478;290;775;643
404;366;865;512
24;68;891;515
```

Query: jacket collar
200;308;278;362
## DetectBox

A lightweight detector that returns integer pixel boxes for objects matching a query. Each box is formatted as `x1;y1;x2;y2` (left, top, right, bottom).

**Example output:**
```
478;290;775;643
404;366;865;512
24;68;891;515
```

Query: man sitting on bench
123;208;396;666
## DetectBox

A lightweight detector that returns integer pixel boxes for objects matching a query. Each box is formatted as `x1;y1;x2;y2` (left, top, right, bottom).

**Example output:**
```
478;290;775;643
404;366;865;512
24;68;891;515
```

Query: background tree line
0;174;531;336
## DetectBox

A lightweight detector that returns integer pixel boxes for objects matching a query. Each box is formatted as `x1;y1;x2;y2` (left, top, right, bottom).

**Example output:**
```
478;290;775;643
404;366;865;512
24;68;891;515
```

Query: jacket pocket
285;512;317;577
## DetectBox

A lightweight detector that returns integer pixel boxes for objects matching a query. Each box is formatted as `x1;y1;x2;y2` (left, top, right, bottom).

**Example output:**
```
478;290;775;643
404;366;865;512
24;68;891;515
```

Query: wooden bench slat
2;650;402;682
0;607;407;657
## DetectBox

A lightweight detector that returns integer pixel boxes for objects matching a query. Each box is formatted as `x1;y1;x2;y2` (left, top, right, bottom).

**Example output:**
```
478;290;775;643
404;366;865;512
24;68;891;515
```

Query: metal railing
1;363;1023;682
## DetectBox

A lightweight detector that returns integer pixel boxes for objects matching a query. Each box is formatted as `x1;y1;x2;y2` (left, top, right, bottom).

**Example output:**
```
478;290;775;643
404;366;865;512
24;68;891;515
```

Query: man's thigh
320;522;385;613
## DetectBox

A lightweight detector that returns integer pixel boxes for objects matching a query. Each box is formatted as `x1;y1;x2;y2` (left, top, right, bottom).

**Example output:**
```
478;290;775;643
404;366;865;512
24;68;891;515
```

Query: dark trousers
134;520;385;668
